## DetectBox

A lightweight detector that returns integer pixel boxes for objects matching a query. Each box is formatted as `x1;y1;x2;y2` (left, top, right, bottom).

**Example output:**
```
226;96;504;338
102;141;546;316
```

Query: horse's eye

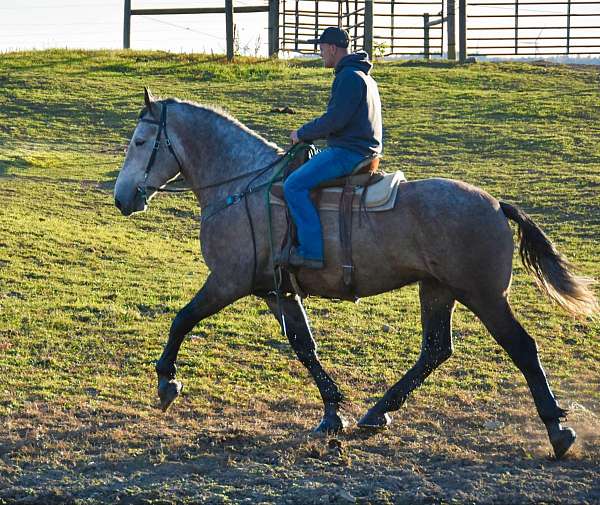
135;139;146;146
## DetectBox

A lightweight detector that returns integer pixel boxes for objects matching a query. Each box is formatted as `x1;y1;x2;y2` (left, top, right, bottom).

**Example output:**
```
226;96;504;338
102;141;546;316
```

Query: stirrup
274;243;293;268
289;255;324;270
276;247;324;270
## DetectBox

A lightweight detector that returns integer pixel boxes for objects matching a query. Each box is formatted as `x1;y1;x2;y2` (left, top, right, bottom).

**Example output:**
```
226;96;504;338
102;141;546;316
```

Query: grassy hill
0;50;598;504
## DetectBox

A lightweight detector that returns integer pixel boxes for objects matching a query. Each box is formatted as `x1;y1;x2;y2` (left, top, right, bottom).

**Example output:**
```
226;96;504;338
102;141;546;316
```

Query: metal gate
466;0;600;56
280;0;367;53
280;0;445;57
372;0;444;56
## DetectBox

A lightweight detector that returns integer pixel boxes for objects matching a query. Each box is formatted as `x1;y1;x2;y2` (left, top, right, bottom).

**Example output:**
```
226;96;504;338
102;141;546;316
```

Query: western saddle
270;144;386;299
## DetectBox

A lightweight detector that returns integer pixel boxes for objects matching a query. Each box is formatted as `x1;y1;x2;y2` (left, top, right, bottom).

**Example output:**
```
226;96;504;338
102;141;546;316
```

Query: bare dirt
1;393;598;505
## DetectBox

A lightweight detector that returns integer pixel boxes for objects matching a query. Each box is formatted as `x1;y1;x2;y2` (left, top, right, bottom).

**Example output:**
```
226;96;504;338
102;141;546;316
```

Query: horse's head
114;88;183;216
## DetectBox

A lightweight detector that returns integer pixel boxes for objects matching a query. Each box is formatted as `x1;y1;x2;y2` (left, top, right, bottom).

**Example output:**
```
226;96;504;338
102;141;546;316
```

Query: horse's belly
296;206;427;299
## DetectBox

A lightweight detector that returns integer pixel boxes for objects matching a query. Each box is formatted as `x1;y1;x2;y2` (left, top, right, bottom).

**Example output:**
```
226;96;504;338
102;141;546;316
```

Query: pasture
0;50;599;504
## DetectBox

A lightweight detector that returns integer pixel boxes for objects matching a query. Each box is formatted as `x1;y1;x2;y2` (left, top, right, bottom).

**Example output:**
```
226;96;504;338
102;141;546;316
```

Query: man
284;27;383;269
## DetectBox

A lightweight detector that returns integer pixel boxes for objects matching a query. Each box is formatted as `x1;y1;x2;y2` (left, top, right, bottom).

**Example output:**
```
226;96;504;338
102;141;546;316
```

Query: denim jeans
283;146;365;260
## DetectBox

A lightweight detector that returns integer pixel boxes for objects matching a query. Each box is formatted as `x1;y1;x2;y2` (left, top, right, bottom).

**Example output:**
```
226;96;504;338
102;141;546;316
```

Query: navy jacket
297;52;382;157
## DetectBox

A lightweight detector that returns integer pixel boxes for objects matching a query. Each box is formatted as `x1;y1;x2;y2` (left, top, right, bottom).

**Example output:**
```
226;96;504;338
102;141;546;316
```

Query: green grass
0;49;599;503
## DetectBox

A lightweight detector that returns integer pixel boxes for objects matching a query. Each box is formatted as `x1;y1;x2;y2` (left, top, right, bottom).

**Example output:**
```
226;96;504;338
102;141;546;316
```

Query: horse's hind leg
359;279;456;428
469;297;576;458
264;293;347;433
156;273;242;412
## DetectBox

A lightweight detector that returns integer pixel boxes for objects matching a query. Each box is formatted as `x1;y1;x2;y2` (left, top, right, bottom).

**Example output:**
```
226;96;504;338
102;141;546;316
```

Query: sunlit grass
0;49;598;503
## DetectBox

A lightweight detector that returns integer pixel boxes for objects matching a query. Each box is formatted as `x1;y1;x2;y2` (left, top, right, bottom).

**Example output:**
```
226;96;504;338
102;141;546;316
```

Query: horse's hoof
314;414;348;434
550;426;576;459
158;378;182;412
357;410;391;430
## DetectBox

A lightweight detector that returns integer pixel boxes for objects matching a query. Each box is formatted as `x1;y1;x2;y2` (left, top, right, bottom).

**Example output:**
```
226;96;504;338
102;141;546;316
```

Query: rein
198;143;306;222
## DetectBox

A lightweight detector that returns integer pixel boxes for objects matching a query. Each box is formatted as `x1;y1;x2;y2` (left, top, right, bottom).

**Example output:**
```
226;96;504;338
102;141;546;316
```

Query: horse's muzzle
114;193;146;216
115;196;133;216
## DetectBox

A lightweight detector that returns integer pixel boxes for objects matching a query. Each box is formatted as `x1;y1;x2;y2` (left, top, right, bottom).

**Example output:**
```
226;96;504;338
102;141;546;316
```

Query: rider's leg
283;146;364;261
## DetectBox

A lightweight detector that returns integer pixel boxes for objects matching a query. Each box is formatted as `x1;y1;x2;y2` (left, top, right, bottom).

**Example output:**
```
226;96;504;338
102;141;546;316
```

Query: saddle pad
270;170;406;212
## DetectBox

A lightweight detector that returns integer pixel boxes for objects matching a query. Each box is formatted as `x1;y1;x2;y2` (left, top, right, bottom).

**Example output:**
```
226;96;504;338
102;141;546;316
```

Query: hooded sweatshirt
297;51;382;157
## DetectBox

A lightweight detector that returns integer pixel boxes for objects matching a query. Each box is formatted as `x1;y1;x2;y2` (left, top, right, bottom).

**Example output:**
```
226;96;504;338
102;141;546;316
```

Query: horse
113;89;598;459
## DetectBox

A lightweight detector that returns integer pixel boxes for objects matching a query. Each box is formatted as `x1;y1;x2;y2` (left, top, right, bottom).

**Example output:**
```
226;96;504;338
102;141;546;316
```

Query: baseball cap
306;27;350;48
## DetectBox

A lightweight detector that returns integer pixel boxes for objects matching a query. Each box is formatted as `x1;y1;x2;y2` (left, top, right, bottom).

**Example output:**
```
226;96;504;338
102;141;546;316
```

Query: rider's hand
290;130;300;144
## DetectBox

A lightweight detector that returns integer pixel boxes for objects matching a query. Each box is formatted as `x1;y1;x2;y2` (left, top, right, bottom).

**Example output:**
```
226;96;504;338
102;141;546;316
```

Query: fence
279;0;600;59
279;1;367;54
371;0;445;57
123;1;600;60
279;0;446;57
123;0;278;60
467;0;600;56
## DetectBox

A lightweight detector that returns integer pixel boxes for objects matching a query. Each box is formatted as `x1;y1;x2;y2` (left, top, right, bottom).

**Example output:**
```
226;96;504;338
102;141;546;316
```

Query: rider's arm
297;71;363;142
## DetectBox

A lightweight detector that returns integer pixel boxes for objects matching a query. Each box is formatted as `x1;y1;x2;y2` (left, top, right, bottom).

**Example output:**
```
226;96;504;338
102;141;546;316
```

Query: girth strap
339;182;356;295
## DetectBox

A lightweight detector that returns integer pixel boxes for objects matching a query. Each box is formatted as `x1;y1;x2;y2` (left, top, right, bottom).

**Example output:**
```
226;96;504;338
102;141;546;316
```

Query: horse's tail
500;201;598;317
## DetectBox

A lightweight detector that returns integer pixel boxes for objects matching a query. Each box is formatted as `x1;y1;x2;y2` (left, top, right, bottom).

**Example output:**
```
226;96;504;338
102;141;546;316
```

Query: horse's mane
148;97;281;153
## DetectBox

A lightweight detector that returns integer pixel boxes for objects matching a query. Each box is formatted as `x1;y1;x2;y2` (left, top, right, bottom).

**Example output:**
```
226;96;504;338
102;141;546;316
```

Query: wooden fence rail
123;0;278;60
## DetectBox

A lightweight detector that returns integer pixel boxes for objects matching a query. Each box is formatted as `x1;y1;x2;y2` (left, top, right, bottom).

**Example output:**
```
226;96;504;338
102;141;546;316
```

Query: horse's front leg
265;294;347;433
156;273;242;411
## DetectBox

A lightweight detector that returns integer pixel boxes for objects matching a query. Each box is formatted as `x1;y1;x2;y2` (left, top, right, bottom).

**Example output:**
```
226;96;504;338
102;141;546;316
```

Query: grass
0;49;599;504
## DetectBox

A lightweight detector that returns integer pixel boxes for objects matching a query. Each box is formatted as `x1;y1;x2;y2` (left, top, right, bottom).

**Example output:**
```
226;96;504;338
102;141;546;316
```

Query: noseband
137;102;185;203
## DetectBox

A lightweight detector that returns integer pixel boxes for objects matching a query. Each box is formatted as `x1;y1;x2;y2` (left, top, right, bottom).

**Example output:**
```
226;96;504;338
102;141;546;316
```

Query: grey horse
114;90;598;459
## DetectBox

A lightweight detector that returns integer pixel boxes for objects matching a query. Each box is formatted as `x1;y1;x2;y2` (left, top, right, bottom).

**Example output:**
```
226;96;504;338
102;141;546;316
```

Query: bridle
137;102;186;204
135;101;289;204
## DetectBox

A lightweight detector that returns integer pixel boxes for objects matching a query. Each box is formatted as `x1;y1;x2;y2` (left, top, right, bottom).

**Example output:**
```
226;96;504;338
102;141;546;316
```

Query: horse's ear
144;87;157;116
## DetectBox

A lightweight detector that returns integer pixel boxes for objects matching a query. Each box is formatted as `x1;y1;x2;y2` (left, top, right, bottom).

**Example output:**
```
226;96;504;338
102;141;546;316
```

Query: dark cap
306;27;350;48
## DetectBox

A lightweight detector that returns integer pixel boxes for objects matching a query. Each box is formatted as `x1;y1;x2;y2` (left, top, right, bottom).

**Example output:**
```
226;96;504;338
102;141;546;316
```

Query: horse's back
398;177;501;214
320;177;515;298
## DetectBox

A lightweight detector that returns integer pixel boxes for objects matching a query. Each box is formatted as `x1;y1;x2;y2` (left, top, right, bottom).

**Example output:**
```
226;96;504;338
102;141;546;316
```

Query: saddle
270;144;406;297
269;170;405;212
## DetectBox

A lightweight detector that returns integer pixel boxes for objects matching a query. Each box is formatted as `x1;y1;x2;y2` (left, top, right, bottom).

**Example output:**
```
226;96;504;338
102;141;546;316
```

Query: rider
285;27;383;269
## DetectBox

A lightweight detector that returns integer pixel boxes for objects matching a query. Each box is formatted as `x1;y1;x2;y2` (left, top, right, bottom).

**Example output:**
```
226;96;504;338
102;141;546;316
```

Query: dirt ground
1;392;598;505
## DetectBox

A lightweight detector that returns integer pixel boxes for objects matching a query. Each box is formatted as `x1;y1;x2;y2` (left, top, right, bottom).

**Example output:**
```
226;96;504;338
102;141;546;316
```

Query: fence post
294;0;300;51
268;0;280;57
424;14;430;59
447;0;456;60
515;0;519;54
123;0;131;49
226;0;235;61
566;0;571;54
458;0;467;62
364;0;374;57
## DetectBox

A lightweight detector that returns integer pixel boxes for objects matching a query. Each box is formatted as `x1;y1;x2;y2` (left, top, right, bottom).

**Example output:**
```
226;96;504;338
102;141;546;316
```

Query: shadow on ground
1;397;598;504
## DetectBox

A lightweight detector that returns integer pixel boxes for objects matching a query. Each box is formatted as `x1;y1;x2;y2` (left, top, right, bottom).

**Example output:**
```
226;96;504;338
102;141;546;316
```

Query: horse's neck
177;107;281;204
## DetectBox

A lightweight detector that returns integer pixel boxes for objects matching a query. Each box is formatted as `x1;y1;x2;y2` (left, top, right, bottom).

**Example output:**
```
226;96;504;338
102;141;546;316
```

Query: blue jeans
283;146;365;260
